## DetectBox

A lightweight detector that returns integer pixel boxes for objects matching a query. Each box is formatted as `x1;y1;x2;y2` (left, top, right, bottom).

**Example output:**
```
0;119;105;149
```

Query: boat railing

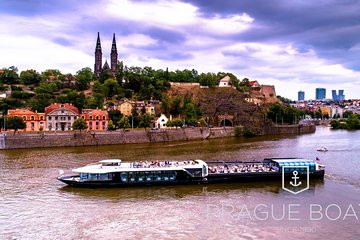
207;162;275;174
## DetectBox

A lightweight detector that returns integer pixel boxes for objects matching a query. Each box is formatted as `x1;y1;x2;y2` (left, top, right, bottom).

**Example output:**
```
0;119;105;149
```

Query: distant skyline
1;0;360;100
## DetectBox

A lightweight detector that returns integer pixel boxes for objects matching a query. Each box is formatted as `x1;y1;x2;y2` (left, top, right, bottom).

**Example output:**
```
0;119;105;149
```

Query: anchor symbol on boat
290;170;302;187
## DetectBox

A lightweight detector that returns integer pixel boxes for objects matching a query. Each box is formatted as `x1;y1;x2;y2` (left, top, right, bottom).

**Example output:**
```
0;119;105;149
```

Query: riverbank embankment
0;124;315;150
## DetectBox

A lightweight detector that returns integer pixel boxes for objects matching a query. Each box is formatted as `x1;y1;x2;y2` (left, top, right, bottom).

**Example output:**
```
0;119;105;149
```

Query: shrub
234;127;242;137
243;129;256;137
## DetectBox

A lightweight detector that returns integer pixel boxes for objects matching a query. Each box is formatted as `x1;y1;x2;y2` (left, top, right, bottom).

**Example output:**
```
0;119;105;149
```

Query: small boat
317;147;328;152
57;158;325;187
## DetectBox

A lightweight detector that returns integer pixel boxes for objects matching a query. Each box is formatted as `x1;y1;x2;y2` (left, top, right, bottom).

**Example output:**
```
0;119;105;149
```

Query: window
68;116;71;120
48;116;51;121
96;115;99;120
90;116;93;120
102;116;106;120
30;116;35;120
120;172;128;183
40;116;44;121
55;116;58;120
22;116;26;121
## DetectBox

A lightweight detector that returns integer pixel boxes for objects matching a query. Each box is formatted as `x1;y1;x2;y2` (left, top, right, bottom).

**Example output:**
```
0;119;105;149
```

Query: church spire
111;33;117;51
95;32;102;51
110;33;118;77
94;32;102;79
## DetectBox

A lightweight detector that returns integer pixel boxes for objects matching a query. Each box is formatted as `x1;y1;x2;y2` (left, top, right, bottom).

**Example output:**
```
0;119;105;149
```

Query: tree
107;120;116;131
199;117;207;128
0;66;19;84
5;116;26;134
343;111;353;118
161;94;170;114
138;113;153;130
314;110;322;119
170;97;182;116
103;78;120;98
72;118;88;132
75;67;95;91
20;69;42;85
118;116;130;130
108;110;122;128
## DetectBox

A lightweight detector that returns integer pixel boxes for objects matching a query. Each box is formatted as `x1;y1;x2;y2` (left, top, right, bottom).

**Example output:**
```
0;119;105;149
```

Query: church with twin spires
94;32;118;78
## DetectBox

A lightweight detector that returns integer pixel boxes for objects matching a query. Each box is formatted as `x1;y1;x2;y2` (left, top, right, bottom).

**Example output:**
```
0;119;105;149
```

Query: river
1;126;360;240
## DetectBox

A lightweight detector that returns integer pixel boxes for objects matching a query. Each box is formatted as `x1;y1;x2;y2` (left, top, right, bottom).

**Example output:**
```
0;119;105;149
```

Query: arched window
30;115;35;120
96;115;99;120
22;116;26;121
90;116;93;120
40;116;44;121
102;115;106;120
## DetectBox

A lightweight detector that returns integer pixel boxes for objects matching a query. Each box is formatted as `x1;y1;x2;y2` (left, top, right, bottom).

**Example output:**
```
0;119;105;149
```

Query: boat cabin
99;159;122;166
265;158;318;173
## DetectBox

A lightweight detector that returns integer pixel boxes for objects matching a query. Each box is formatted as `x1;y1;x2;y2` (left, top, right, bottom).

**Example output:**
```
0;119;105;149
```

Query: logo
282;166;309;195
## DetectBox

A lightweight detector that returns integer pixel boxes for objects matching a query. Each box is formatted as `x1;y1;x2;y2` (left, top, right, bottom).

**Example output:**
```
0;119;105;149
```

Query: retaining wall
1;124;315;150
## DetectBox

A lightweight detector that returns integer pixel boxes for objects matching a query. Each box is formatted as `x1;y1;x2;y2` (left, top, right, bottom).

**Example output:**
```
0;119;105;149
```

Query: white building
156;114;168;129
218;75;231;87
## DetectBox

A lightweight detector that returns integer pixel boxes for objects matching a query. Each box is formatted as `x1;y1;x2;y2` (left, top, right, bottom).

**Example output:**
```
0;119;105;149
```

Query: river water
1;126;360;240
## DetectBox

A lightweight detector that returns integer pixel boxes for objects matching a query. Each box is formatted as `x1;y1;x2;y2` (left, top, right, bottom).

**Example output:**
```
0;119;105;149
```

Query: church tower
94;32;102;78
110;33;118;77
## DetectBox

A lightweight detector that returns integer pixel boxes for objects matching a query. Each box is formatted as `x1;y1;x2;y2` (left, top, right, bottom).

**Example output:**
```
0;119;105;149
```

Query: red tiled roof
8;109;36;115
249;81;260;86
45;103;79;114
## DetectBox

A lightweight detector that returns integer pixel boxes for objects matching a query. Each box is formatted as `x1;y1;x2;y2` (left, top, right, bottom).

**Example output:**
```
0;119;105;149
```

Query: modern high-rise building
332;90;337;100
298;91;305;101
315;88;326;100
332;90;345;101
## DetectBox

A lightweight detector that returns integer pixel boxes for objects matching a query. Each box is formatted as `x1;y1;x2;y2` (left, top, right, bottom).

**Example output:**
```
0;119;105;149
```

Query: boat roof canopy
99;159;122;163
267;158;316;166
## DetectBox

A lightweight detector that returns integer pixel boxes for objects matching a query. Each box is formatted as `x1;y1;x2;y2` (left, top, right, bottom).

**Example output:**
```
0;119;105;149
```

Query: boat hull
58;170;325;188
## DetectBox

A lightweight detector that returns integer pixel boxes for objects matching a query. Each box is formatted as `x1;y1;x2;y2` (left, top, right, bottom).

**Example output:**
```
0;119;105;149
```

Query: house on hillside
218;75;231;87
249;80;261;90
118;100;155;116
260;85;276;98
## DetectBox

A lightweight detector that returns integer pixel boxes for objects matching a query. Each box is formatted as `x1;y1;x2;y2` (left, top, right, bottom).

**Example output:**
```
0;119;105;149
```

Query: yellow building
118;100;155;116
319;106;331;117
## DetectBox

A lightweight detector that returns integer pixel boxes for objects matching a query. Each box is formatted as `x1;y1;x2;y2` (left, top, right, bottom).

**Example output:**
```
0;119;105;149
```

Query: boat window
202;164;208;176
186;168;202;177
129;172;136;182
161;171;170;181
154;171;161;181
89;173;99;180
120;172;128;183
80;173;89;181
99;173;112;181
145;171;153;181
138;172;145;182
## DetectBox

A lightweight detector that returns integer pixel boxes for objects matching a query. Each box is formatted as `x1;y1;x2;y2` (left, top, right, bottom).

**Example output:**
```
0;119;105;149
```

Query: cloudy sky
1;0;360;100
